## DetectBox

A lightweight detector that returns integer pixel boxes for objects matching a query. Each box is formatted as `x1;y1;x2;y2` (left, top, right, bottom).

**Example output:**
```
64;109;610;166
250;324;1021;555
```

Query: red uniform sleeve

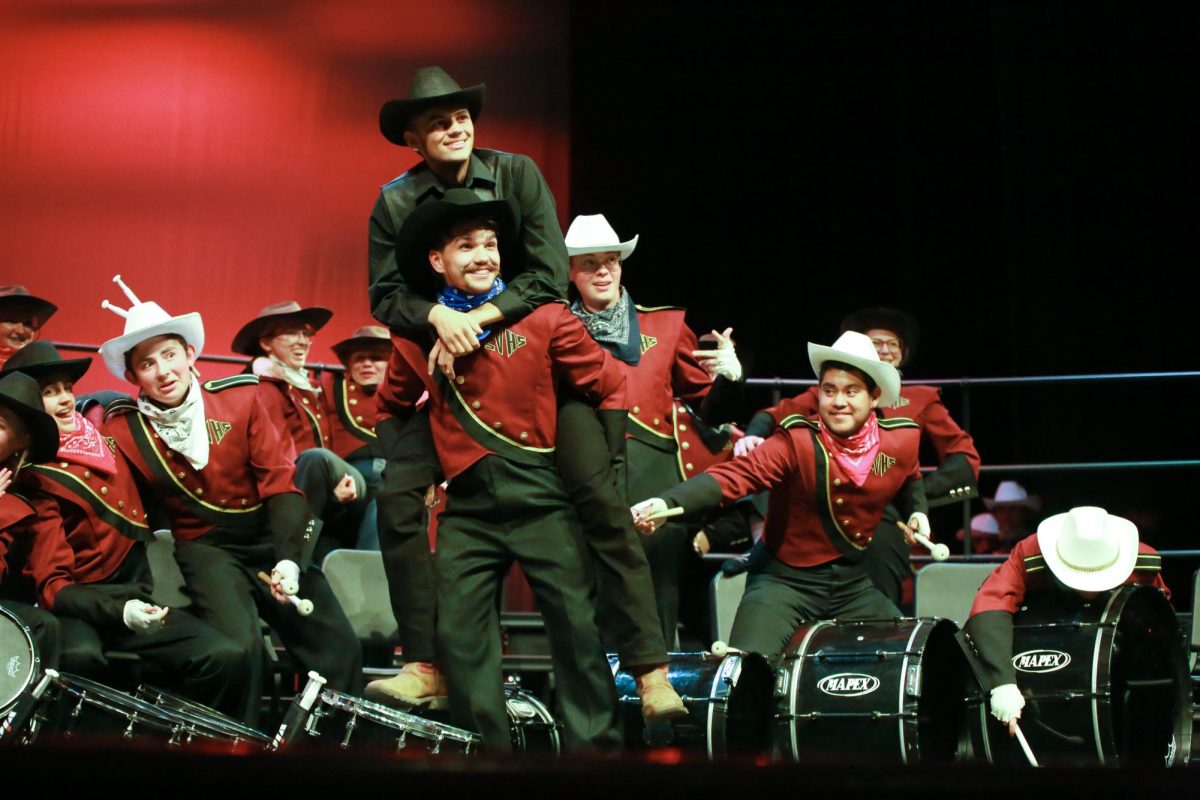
920;393;981;476
766;387;820;426
551;309;628;410
377;337;432;418
703;429;799;504
23;494;77;610
671;323;715;408
246;389;302;500
969;540;1032;617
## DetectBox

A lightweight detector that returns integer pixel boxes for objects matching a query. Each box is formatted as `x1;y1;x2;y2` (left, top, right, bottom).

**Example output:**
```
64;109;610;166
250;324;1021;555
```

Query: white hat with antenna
97;275;205;380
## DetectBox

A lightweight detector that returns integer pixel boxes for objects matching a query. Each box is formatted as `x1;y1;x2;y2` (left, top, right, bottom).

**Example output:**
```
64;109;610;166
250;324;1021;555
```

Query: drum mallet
257;571;314;616
710;641;746;658
914;533;950;561
270;671;327;751
1012;720;1040;767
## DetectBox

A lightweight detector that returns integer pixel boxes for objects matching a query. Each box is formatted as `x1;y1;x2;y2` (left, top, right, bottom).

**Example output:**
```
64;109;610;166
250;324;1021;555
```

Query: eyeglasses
870;337;902;351
272;327;315;342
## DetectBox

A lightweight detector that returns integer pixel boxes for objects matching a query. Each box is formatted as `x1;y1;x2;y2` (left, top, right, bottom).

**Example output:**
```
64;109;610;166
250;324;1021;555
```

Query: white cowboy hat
807;330;900;407
1037;506;1139;592
956;512;999;541
984;479;1042;510
98;275;204;380
564;214;639;260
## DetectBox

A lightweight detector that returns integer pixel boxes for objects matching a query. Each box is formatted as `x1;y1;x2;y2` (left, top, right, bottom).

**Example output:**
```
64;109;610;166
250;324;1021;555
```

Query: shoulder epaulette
1134;553;1162;572
877;416;919;430
634;303;685;313
203;375;259;392
1023;554;1048;573
103;396;139;421
780;414;819;431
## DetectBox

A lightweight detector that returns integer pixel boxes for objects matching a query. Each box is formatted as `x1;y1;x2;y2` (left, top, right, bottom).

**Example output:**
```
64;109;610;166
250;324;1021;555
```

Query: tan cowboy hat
984;479;1042;510
0;285;57;325
331;325;391;363
807;330;901;407
379;66;486;146
565;214;639;260
1037;506;1139;592
98;276;204;381
230;301;333;357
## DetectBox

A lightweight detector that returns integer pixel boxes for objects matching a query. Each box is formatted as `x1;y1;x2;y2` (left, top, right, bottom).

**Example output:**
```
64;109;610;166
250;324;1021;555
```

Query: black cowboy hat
393;189;521;299
0;371;60;463
0;340;92;384
331;325;391;364
839;307;920;366
0;285;57;325
379;66;486;147
230;301;333;357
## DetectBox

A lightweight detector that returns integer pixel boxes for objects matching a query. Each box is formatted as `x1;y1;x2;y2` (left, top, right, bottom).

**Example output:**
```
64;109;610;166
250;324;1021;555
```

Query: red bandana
56;412;117;475
818;413;881;487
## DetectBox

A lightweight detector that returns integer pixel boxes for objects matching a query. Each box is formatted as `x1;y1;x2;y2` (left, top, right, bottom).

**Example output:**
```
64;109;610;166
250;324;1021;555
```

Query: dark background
570;1;1200;554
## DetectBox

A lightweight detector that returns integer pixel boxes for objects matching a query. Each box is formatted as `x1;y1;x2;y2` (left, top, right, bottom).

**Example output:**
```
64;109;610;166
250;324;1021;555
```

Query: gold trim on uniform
206;419;232;446
870;452;896;477
639;333;658;354
814;437;867;551
136;415;263;514
447;380;554;454
29;465;150;530
483;329;528;358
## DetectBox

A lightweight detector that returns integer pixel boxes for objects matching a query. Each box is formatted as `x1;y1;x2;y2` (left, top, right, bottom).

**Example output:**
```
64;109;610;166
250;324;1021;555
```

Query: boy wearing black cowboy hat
0;285;57;371
232;301;367;561
634;332;935;657
95;278;361;723
4;342;248;715
0;370;68;673
377;191;633;753
737;307;979;604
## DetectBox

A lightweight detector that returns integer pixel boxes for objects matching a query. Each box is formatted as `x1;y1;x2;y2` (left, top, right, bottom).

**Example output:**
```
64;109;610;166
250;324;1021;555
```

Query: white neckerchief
137;378;210;469
270;355;319;394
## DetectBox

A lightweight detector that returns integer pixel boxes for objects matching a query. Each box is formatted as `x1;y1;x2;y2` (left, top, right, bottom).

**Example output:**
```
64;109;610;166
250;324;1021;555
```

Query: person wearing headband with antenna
633;332;934;657
95;276;361;723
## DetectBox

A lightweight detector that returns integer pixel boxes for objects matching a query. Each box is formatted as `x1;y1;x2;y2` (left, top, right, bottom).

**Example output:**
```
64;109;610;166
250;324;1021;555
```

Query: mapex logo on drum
817;673;880;697
1012;649;1071;673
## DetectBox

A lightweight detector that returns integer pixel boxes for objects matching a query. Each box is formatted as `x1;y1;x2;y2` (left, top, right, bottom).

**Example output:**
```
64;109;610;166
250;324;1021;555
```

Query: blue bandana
436;277;507;341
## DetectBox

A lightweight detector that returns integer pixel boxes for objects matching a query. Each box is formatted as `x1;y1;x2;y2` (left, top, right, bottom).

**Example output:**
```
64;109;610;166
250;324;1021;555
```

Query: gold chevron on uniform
640;333;658;354
483;329;528;358
889;396;911;408
870;452;897;477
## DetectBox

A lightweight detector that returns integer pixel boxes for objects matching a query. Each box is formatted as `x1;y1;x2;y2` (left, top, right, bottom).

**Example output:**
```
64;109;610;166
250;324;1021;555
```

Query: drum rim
135;683;271;743
52;673;184;733
318;688;467;741
0;602;38;711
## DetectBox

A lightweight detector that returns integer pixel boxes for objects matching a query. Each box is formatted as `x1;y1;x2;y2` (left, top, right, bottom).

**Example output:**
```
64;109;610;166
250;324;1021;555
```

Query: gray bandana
571;287;632;347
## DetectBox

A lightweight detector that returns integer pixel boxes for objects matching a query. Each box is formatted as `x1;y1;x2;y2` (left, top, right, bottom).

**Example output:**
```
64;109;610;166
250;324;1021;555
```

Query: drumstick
256;571;315;616
914;533;950;561
1013;721;1039;767
644;506;685;522
710;640;746;658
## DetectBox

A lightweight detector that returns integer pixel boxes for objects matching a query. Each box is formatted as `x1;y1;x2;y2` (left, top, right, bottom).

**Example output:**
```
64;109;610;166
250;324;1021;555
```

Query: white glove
989;683;1025;724
907;511;931;538
693;328;743;382
733;435;765;458
631;498;668;534
123;599;168;634
272;559;301;597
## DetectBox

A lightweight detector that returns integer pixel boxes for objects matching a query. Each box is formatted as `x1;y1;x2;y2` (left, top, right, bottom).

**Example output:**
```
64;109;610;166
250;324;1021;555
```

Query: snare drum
0;604;38;714
775;617;971;764
136;685;271;751
968;584;1191;767
610;652;774;758
306;689;480;754
29;672;187;745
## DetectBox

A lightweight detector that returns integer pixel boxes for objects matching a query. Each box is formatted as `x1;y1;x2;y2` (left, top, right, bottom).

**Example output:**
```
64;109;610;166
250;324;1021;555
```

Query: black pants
293;447;367;566
435;456;621;754
863;515;912;607
729;556;901;657
625;437;690;647
173;537;362;724
51;607;249;717
376;404;668;668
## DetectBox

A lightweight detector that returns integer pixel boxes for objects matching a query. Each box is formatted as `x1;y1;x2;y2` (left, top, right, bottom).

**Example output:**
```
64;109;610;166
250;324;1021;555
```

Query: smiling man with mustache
0;286;56;372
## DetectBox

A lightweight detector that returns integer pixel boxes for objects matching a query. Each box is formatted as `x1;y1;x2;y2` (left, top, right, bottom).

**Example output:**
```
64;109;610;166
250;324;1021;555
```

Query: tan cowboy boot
365;661;448;709
635;664;688;721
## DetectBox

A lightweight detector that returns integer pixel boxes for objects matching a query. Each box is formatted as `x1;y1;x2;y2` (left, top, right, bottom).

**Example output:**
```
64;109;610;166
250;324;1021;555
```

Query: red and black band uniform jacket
964;536;1167;689
379;302;627;481
102;375;308;564
659;415;926;567
751;384;979;508
320;371;383;461
255;374;333;455
21;441;156;630
0;491;36;590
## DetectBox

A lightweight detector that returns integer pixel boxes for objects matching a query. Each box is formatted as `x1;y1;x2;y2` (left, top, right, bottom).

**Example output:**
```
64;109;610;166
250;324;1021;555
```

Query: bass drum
969;584;1191;767
775;617;971;764
610;652;774;758
0;604;37;714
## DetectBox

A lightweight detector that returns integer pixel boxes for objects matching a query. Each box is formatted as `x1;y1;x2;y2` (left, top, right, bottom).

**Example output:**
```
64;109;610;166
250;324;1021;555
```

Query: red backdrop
0;0;569;389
